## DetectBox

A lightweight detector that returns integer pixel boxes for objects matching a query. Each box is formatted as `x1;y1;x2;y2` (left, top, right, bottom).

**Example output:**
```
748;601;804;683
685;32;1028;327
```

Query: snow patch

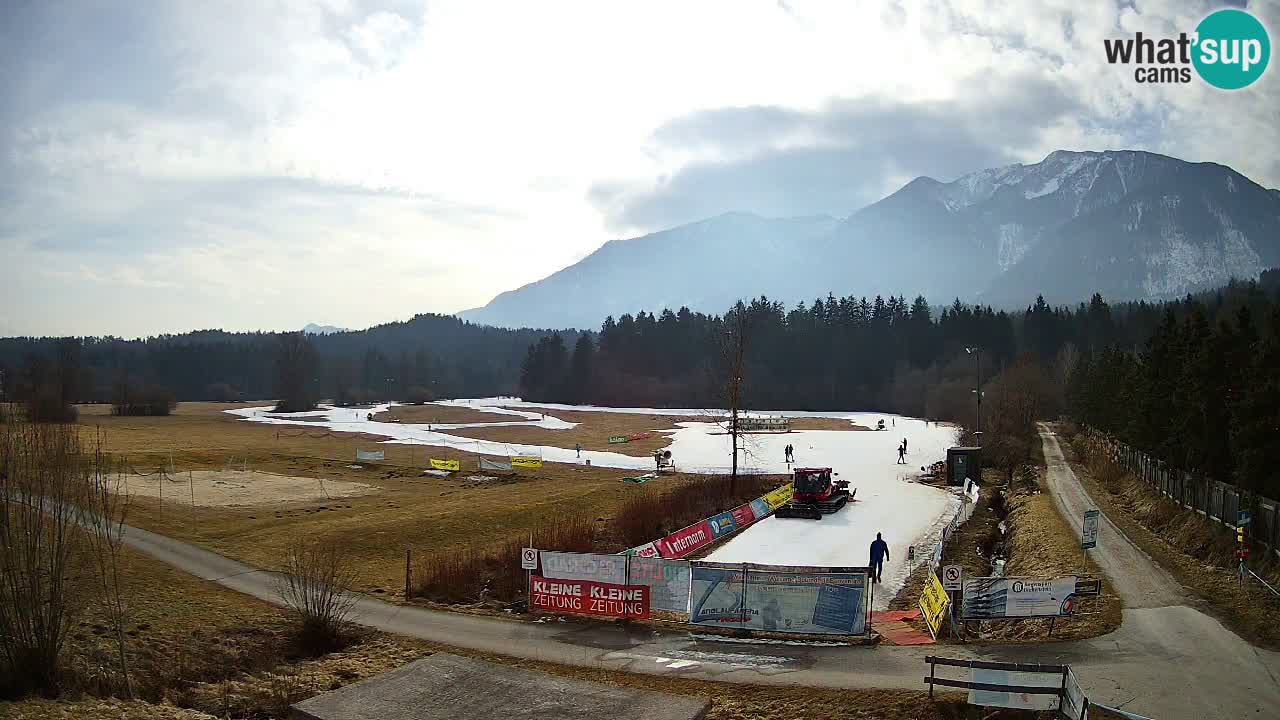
1024;177;1059;199
996;223;1027;271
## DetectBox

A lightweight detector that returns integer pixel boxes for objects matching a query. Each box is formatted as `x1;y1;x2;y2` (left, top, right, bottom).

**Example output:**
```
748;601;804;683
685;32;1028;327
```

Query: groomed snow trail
230;400;960;606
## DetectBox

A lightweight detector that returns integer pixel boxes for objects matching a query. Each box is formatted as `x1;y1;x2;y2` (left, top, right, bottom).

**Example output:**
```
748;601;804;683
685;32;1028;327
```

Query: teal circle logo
1192;9;1270;90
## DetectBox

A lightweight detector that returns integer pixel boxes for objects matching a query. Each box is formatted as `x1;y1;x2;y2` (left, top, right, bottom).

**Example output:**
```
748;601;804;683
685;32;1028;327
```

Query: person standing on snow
897;443;906;464
575;442;582;458
902;437;908;454
869;533;890;584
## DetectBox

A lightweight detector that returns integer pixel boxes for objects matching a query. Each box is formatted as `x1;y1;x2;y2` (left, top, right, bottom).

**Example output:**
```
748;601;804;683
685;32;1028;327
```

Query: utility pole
724;302;748;492
965;346;982;442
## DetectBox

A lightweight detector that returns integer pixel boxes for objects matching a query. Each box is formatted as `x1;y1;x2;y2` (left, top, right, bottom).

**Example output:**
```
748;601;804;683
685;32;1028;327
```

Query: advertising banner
761;484;793;511
655;520;714;558
622;542;660;558
607;436;629;444
539;551;627;585
689;562;867;635
749;498;770;520
919;572;950;639
429;458;460;472
730;503;756;530
968;669;1062;711
961;576;1077;619
478;457;513;472
511;456;543;468
355;449;385;461
529;576;649;620
707;511;737;538
626;557;691;614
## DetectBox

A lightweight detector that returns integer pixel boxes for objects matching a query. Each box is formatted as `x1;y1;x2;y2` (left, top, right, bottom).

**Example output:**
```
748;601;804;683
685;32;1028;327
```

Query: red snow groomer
774;467;855;520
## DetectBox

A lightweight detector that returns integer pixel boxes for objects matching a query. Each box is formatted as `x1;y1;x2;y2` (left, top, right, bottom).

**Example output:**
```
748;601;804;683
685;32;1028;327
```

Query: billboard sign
689;562;867;635
511;456;543;468
962;576;1078;619
707;511;737;538
656;520;714;558
1081;510;1100;549
429;458;461;472
355;449;385;461
730;503;756;529
749;498;770;520
538;551;627;585
622;542;660;558
529;576;649;619
478;457;513;472
626;557;691;614
760;484;793;511
919;572;950;639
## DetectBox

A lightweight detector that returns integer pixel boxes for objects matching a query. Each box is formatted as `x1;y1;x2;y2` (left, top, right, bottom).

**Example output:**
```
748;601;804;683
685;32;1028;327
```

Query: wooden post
1047;616;1056;637
405;548;412;600
928;657;936;698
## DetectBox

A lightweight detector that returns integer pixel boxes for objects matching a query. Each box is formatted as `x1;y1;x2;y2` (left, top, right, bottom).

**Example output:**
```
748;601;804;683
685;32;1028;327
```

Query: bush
413;513;595;604
613;474;779;548
112;381;176;417
405;386;434;404
24;383;78;423
276;541;358;654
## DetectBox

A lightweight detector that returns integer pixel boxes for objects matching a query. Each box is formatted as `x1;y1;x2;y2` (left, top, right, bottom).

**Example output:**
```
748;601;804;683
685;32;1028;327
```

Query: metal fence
1086;430;1280;557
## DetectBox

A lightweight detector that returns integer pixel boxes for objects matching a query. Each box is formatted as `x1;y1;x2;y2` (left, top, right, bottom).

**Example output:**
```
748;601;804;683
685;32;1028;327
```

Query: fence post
928;657;936;698
405;548;412;601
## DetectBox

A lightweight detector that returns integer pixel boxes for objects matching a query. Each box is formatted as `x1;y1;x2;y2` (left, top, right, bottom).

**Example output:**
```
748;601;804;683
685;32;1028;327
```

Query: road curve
116;428;1280;720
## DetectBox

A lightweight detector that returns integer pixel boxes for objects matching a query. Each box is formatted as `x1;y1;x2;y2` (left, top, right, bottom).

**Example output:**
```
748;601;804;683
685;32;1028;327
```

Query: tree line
1067;275;1280;498
0;314;579;418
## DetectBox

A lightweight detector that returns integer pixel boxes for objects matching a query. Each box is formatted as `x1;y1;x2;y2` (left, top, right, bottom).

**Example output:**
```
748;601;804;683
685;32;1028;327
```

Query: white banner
539;551;627;586
626;557;691;614
478;457;513;471
968;669;1062;711
355;449;385;461
962;576;1078;619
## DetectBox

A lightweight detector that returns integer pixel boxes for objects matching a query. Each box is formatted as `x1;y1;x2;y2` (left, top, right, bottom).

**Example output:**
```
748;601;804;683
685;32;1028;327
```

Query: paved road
118;428;1280;720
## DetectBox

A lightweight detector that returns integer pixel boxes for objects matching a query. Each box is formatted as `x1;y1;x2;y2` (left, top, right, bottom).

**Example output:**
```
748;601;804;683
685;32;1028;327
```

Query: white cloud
1;0;1277;336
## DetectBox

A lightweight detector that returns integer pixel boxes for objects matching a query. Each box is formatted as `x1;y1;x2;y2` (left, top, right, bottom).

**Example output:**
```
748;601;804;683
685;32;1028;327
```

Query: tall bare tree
718;301;750;492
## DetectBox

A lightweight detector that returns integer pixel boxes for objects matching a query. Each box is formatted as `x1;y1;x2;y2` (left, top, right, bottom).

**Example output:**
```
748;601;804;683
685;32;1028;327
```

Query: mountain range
461;150;1280;329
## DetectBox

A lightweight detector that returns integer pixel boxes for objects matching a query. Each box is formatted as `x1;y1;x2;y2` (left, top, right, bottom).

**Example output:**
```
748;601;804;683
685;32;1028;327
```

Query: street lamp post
965;346;981;442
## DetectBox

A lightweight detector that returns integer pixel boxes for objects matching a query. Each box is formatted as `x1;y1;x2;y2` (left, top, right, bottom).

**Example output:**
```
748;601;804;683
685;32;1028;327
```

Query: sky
2;0;1277;338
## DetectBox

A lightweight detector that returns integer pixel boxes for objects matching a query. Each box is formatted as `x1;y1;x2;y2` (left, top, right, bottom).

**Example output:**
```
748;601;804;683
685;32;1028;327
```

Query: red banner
656;519;714;559
530;576;649;619
730;503;756;530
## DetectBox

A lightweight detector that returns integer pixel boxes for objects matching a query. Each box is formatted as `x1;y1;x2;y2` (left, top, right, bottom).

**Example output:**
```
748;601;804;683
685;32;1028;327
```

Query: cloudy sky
2;0;1277;337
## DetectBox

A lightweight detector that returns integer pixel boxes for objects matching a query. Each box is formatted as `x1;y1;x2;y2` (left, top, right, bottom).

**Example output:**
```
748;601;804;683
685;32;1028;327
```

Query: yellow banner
761;484;794;511
919;571;950;640
429;458;460;472
511;456;543;468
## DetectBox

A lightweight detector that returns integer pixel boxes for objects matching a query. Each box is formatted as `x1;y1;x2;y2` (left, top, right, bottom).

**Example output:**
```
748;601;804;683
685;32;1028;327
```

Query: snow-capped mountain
303;323;349;335
461;151;1280;329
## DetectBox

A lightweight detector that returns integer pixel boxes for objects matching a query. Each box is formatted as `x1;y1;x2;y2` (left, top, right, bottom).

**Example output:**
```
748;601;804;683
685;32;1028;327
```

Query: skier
869;533;889;584
575;442;582;458
897;443;906;464
902;437;908;454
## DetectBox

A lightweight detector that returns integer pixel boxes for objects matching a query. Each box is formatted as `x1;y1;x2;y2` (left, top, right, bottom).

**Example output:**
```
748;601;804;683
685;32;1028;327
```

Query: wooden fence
1085;430;1280;558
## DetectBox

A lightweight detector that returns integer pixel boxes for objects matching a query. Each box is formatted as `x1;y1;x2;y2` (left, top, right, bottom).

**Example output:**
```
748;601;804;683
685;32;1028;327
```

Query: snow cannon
774;467;855;520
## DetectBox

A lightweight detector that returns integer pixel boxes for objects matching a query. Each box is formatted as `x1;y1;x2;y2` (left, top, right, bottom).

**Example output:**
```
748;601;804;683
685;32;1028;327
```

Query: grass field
0;537;1046;720
75;402;746;596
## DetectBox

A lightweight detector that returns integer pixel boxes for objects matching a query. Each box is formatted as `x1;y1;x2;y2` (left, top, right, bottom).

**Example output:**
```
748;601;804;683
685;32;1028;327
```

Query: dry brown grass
1056;424;1280;649
0;516;1055;720
443;408;692;457
371;403;528;426
73;403;739;598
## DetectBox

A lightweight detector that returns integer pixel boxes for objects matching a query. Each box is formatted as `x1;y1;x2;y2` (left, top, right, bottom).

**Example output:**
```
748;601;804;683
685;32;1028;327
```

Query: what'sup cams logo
1104;8;1270;89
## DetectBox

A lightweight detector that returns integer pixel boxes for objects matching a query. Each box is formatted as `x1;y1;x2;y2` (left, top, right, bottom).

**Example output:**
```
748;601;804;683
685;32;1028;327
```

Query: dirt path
1037;425;1186;609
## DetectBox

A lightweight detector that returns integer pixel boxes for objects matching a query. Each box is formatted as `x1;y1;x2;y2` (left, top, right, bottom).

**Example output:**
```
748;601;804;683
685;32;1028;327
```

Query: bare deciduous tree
275;540;359;652
0;415;127;698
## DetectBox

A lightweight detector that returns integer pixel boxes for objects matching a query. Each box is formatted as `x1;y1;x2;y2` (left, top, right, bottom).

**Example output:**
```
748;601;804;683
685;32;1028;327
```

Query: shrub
112;380;176;417
276;541;359;654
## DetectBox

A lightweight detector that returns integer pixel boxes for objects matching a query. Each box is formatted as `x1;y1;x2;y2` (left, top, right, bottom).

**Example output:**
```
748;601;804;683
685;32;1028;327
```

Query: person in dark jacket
869;533;890;583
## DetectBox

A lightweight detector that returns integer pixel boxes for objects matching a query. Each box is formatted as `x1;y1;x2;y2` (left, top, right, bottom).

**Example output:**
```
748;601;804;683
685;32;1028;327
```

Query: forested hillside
0;314;578;405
